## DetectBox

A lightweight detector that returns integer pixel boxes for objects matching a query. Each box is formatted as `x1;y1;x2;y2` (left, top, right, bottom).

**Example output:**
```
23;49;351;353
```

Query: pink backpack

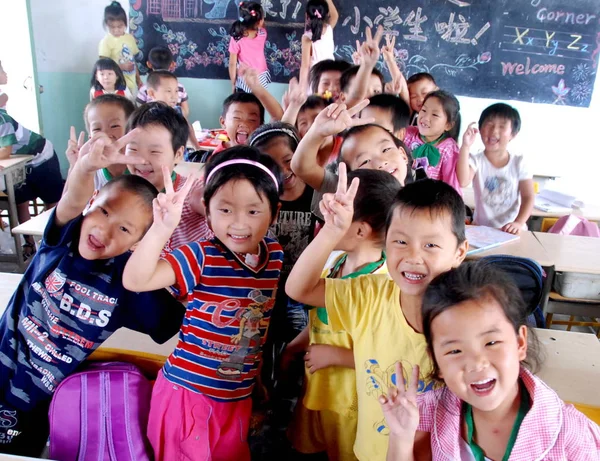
549;215;600;238
48;362;153;461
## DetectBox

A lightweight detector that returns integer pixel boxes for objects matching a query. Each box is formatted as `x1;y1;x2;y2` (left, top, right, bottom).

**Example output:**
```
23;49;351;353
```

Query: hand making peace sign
319;163;360;235
66;126;86;167
379;362;421;440
79;128;146;173
152;165;198;233
310;99;374;138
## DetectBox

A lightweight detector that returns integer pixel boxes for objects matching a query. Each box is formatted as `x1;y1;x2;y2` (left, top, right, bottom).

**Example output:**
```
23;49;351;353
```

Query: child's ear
356;221;372;240
219;116;226;130
271;202;282;226
87;189;100;207
174;146;185;163
454;238;469;266
395;128;406;142
517;325;528;361
147;87;156;99
146;61;153;69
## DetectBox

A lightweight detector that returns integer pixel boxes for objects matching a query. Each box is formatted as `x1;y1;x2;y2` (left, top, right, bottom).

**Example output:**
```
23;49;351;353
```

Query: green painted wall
37;72;288;176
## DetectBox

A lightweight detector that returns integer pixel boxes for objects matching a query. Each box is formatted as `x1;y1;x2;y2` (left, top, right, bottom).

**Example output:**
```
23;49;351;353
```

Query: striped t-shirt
0;108;54;166
162;237;283;401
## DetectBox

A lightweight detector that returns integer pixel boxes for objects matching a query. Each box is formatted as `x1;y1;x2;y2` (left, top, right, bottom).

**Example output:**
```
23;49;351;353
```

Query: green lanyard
412;133;447;167
464;381;530;461
316;252;386;325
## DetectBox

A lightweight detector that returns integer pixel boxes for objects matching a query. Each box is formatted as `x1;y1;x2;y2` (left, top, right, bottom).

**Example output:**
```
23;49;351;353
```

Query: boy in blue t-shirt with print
0;131;185;457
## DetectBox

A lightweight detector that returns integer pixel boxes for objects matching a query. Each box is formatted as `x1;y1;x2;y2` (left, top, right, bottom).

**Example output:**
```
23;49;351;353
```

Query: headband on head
249;127;300;147
205;159;279;190
314;10;322;18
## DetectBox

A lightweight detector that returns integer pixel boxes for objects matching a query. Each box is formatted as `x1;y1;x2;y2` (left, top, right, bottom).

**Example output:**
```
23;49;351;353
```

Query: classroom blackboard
129;0;600;107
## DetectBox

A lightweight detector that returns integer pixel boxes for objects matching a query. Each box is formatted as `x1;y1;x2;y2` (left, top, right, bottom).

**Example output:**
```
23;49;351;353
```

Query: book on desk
466;225;520;255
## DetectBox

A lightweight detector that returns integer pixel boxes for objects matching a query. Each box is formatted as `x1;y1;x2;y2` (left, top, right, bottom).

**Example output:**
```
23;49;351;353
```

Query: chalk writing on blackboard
131;0;600;107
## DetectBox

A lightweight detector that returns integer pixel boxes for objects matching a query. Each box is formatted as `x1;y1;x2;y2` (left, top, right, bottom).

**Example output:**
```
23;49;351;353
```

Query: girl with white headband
123;147;283;460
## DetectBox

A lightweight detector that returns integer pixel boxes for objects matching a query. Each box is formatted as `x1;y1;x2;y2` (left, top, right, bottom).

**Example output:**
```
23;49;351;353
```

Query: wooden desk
536;328;600;408
0;155;33;271
11;207;52;237
174;161;204;178
467;231;554;267
0;272;178;359
462;187;600;221
533;232;600;275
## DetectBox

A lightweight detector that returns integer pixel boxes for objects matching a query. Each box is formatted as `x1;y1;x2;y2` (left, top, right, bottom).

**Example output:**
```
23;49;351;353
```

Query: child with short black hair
67;94;135;190
136;46;190;117
126;102;210;252
339;65;385;101
212;92;265;155
457;103;534;234
382;260;600;460
123;147;284;460
291;101;409;219
89;57;131;100
287;167;400;460
146;70;180;111
99;1;142;96
406;72;437;126
286;176;468;460
0;133;184;457
309;59;353;101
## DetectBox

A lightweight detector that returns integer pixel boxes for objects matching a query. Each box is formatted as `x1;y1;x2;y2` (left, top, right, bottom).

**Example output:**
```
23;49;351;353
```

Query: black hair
406;72;436;86
423;260;542;380
386;178;466;243
298;95;330;116
339;65;385;94
479;102;521;136
148;46;174;70
309;59;353;95
127;102;188;154
147;70;177;90
423;90;461;141
221;92;265;124
249;122;300;153
104;1;127;27
305;0;330;42
347;169;402;245
84;94;135;131
90;58;127;92
230;1;264;41
340;123;411;162
203;146;283;220
101;174;158;233
364;93;411;133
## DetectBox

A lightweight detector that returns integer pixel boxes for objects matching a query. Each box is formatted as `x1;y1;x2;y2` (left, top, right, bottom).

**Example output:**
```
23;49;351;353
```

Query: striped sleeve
163;241;205;295
0;112;17;147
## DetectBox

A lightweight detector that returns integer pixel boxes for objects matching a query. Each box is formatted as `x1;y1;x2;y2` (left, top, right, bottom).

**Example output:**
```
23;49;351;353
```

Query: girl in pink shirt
228;2;270;93
380;261;600;460
404;90;462;195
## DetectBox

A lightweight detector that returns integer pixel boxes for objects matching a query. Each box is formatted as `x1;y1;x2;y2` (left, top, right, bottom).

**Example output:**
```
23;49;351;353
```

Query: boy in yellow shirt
286;165;468;461
285;169;400;460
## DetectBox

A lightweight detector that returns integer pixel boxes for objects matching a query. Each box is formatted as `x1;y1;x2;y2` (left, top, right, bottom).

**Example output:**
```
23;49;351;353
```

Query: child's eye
393;239;406;245
233;117;241;121
100;207;108;216
446;349;461;355
119;226;130;234
249;210;260;215
486;341;500;347
433;114;439;118
219;208;231;214
383;147;391;154
111;125;121;129
425;243;439;249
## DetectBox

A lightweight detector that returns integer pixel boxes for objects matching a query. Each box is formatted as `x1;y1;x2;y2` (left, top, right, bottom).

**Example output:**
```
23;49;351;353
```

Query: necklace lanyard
328;251;386;280
464;381;530;461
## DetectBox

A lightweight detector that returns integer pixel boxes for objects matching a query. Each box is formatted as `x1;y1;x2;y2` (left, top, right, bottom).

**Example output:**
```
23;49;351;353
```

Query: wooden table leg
5;167;27;271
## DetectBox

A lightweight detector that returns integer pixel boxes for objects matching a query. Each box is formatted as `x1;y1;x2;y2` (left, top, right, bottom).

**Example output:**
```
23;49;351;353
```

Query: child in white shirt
457;103;534;234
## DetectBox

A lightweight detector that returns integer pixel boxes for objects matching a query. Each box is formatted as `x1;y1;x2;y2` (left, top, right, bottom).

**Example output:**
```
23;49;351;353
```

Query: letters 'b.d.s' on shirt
325;274;435;461
162;238;283;401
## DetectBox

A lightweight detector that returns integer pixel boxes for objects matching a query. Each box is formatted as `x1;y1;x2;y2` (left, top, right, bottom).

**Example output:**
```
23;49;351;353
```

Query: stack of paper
466;225;520;255
534;189;577;213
